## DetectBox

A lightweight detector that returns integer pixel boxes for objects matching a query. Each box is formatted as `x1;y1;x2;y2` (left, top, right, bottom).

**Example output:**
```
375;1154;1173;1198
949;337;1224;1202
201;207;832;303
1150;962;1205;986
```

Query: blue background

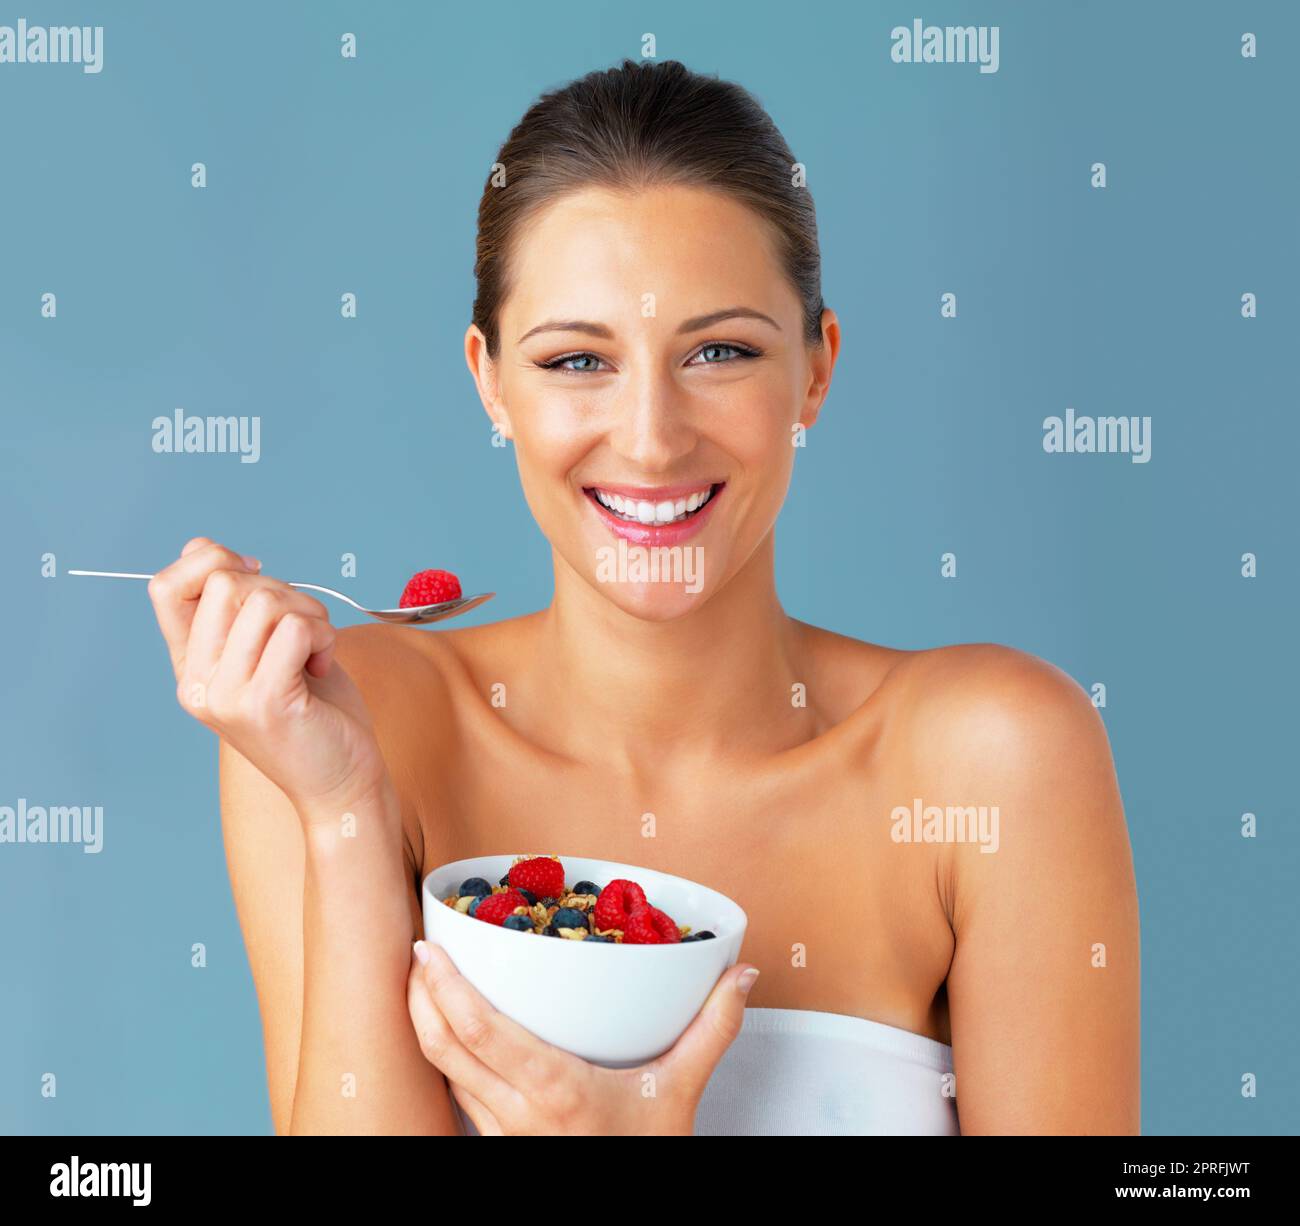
1;0;1295;1135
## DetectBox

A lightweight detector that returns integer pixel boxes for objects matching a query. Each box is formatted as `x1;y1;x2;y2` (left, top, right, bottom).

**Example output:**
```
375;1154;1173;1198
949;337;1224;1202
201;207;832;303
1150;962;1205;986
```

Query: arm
151;538;459;1133
919;647;1141;1134
218;619;461;1135
220;741;458;1135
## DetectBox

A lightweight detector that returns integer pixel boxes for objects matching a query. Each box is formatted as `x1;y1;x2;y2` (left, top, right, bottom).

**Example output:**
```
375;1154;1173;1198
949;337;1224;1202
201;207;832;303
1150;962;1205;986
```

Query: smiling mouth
583;483;724;526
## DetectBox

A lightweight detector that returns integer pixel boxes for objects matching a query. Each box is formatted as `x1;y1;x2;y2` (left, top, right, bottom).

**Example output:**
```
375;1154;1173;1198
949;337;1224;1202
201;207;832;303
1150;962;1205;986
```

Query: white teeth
590;485;715;524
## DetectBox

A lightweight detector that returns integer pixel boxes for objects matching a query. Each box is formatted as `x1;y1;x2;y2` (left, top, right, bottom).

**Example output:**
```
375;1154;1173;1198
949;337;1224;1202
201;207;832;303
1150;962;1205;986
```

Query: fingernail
737;967;760;995
241;555;261;571
413;940;431;966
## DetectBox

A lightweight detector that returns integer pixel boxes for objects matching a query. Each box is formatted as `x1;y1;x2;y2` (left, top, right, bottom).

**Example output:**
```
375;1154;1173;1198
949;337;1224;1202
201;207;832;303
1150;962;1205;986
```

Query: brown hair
472;58;825;359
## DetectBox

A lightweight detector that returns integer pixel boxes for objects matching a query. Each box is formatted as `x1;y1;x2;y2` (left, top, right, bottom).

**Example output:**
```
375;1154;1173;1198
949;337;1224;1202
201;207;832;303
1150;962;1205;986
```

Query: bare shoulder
878;642;1131;910
883;643;1133;937
885;648;1140;1132
332;615;527;723
789;625;1098;750
884;642;1112;781
331;620;449;686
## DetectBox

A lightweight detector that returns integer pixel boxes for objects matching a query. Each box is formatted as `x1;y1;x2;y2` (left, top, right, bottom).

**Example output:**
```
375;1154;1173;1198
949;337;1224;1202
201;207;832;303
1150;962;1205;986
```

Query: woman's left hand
407;940;759;1136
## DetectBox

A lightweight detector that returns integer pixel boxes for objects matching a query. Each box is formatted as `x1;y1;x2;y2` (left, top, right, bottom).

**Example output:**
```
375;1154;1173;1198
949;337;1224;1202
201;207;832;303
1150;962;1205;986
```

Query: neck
535;533;808;774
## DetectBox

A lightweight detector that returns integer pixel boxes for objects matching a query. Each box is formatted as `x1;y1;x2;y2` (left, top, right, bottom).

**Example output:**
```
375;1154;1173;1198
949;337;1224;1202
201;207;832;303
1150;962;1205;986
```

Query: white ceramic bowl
422;854;748;1067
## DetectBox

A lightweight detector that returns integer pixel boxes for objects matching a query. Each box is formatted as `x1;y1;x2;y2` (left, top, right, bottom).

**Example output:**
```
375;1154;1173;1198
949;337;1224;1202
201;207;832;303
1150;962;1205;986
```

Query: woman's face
467;183;837;621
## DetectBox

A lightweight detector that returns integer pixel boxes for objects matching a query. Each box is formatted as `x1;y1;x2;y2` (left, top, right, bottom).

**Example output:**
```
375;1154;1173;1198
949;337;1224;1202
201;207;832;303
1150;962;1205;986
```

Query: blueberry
468;896;483;918
538;896;558;908
542;925;562;937
694;930;716;940
680;934;699;942
516;888;537;906
551;907;589;930
585;934;614;943
498;874;511;887
503;914;533;932
573;881;600;896
459;877;492;899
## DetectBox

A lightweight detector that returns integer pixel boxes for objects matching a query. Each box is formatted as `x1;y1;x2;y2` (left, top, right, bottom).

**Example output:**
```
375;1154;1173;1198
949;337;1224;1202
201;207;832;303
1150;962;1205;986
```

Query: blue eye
690;342;761;365
535;341;761;374
538;353;605;374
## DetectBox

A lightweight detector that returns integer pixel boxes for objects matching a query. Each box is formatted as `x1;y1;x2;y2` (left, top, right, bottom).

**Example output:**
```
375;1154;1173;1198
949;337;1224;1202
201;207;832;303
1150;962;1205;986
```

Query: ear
798;307;841;430
464;324;514;441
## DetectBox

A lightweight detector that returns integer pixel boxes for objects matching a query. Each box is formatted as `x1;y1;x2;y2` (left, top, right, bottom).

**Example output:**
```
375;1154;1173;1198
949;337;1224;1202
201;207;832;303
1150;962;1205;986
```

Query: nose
605;363;698;473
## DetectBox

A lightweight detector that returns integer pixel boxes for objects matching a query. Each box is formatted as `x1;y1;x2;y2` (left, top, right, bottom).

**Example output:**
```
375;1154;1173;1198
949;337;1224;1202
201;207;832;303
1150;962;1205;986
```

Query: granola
440;855;714;945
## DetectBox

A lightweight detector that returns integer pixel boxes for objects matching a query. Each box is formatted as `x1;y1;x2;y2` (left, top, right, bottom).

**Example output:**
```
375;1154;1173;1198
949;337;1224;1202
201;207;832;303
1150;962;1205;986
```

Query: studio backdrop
0;0;1295;1135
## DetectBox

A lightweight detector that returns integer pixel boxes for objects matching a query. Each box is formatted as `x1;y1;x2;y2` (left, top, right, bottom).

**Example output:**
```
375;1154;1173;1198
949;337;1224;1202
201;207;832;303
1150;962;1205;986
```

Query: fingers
151;539;337;724
421;942;563;1088
147;539;261;676
197;580;330;692
448;1080;502;1137
406;946;521;1119
254;609;336;695
655;963;759;1097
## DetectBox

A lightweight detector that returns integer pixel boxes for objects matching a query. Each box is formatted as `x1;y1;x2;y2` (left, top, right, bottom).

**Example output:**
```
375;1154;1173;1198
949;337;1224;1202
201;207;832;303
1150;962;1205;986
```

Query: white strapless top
692;1007;959;1136
453;1007;959;1136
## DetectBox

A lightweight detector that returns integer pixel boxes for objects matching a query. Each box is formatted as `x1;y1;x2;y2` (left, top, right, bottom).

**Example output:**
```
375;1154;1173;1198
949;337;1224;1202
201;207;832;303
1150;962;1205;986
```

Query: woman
148;59;1140;1135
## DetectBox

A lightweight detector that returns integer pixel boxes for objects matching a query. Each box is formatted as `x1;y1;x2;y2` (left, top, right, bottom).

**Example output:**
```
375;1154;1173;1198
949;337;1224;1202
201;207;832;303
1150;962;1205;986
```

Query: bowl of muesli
421;853;747;1067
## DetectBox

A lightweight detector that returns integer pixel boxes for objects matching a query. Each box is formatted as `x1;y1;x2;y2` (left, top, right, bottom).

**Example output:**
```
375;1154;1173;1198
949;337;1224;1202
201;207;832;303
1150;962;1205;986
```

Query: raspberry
473;890;528;926
622;904;682;945
399;569;462;609
508;856;566;900
593;879;649;931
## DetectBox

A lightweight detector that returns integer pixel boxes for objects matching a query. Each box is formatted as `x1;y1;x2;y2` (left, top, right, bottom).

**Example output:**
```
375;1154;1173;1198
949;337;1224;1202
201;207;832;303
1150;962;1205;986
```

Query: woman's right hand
148;536;392;822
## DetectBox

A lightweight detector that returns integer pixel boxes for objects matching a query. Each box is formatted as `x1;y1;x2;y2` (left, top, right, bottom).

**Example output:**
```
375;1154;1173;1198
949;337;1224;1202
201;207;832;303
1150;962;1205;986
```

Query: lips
582;481;725;545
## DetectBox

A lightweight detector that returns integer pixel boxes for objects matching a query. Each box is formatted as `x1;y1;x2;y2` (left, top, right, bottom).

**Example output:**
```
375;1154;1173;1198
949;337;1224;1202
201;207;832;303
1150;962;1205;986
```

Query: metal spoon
66;570;494;625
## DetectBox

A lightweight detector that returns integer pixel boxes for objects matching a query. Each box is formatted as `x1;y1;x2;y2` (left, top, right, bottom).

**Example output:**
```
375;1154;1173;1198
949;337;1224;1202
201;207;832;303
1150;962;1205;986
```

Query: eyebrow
516;306;781;345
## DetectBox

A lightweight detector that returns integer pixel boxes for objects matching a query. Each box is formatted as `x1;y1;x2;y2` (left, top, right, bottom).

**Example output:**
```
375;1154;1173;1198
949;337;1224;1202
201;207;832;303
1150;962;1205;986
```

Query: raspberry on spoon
399;569;462;608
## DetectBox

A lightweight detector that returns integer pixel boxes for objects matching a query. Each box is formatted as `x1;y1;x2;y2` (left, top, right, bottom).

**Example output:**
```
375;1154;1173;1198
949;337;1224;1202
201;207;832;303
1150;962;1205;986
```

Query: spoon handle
67;570;348;601
67;569;371;613
67;570;155;579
